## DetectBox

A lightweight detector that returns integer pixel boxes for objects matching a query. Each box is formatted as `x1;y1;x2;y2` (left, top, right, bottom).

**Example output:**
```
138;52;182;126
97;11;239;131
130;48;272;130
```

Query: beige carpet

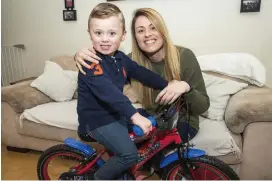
1;144;159;180
1;144;41;180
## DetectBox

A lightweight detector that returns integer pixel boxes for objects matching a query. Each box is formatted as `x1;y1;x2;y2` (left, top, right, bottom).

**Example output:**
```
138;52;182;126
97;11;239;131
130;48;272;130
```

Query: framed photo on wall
240;0;261;13
63;10;77;21
64;0;74;9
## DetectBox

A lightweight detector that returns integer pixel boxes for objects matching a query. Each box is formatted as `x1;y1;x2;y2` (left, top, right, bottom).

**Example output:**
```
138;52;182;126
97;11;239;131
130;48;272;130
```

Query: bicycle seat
77;131;97;142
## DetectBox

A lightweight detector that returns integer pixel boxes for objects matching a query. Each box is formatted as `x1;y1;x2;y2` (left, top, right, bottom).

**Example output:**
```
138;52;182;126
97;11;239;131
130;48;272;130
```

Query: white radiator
1;45;27;86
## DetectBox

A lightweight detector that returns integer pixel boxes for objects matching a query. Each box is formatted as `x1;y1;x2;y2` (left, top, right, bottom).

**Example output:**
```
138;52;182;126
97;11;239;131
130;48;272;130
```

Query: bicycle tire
37;144;91;180
161;155;239;180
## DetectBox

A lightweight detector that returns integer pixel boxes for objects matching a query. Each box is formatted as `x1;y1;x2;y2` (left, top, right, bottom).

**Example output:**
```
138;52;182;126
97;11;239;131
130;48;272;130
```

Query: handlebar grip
133;116;156;136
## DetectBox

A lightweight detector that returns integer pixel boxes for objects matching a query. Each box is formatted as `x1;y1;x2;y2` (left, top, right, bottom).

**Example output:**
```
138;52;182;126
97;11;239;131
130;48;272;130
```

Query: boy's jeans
88;109;198;179
89;119;138;180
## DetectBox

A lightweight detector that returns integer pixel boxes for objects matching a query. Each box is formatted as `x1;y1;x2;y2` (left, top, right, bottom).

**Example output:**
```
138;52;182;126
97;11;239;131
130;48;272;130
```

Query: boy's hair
88;3;126;32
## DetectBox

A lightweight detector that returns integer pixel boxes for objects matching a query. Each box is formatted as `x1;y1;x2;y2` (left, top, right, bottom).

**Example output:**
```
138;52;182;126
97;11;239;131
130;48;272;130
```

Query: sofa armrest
1;80;53;113
225;85;272;134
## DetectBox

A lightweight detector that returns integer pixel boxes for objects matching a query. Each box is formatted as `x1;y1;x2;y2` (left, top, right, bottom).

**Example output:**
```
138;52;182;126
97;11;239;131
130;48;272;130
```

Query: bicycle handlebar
132;116;157;136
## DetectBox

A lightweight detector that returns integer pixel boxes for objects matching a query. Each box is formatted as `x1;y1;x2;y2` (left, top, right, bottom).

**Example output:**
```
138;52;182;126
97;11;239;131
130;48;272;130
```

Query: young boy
77;3;168;180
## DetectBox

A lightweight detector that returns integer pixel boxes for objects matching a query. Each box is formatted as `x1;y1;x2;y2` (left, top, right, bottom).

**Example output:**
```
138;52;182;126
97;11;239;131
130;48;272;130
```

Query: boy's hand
74;47;102;75
131;113;152;135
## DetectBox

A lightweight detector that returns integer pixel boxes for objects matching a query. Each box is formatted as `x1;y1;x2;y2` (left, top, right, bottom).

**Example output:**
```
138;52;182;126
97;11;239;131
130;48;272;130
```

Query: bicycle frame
64;126;205;177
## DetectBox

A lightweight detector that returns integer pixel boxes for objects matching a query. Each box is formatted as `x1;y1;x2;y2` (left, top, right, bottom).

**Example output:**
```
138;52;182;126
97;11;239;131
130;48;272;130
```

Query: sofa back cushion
203;71;248;84
201;73;248;121
197;53;266;87
50;55;78;99
30;61;78;102
50;55;78;71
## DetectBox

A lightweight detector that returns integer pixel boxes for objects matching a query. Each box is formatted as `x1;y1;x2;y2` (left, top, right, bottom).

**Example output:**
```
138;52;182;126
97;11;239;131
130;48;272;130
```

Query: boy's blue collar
95;50;122;60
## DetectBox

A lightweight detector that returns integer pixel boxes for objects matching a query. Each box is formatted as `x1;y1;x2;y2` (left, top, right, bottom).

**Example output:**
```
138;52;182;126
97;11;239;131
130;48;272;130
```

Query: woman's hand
131;113;152;135
74;47;102;74
155;80;190;105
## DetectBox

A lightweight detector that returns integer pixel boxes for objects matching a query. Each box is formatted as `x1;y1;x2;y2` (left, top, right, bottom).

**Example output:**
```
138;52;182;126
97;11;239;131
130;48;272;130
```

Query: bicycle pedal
58;172;93;180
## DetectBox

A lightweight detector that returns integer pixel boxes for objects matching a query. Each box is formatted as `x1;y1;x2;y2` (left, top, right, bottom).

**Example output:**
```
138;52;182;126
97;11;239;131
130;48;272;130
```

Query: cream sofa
2;55;272;180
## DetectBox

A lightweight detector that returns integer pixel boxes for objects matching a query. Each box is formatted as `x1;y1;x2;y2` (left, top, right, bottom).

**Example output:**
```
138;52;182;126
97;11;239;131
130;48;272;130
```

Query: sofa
2;55;272;180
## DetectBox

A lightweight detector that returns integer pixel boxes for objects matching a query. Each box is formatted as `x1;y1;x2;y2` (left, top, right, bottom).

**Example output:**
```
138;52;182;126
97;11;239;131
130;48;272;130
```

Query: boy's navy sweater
77;51;168;133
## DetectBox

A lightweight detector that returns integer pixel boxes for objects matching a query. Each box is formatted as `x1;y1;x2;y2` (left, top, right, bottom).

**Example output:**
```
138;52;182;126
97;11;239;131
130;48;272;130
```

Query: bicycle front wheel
161;155;239;180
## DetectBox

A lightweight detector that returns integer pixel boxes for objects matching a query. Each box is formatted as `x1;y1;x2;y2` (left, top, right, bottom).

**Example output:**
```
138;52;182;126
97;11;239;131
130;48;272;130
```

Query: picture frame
63;10;77;21
64;0;74;9
240;0;261;13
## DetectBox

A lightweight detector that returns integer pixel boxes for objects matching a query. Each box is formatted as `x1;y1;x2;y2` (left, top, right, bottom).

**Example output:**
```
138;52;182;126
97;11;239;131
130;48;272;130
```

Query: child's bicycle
37;96;239;180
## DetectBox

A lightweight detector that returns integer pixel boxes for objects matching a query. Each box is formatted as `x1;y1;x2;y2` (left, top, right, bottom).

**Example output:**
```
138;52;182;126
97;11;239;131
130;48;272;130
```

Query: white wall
2;0;272;86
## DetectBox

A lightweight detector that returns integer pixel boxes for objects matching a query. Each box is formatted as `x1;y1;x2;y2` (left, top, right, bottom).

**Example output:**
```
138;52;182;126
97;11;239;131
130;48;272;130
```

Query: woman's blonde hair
131;8;181;108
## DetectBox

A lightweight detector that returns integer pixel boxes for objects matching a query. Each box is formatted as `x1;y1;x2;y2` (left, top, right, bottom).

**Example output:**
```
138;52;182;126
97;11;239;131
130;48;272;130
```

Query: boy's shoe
118;171;136;180
58;171;95;180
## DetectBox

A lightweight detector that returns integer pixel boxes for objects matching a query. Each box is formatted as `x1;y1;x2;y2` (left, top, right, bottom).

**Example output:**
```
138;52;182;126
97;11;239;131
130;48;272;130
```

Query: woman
74;7;209;142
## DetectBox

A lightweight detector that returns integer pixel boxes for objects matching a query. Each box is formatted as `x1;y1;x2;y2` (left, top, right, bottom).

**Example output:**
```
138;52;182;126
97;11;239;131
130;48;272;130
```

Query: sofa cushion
201;73;248;121
30;61;78;102
203;71;248;84
1;80;53;113
197;53;266;87
191;117;241;158
19;100;143;131
50;55;79;99
225;86;272;134
17;117;78;142
215;132;242;165
20;100;79;131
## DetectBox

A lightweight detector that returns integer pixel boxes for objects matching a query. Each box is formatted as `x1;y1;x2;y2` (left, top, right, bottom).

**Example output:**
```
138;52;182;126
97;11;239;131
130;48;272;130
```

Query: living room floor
1;144;159;180
1;144;41;180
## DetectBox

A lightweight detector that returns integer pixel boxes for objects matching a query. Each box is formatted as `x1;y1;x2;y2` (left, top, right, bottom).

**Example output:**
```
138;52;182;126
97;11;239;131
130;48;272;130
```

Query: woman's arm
155;48;209;115
123;54;168;90
74;47;102;74
180;48;210;115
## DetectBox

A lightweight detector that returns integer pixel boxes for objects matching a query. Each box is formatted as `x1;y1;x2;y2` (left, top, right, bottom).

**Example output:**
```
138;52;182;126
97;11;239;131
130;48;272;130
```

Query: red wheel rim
168;162;229;180
42;152;83;180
